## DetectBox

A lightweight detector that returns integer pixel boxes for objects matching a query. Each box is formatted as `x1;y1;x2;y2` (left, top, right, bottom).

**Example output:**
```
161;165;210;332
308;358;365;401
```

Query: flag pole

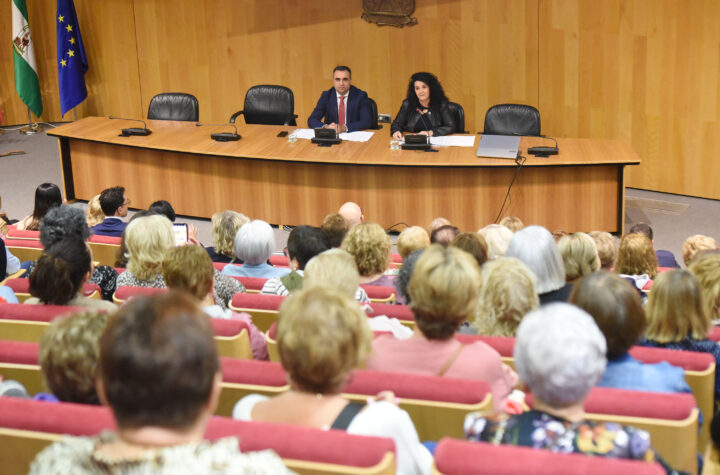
19;106;43;135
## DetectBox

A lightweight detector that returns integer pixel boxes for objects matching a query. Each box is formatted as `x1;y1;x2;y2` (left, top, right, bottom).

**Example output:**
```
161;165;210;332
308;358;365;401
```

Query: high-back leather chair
367;97;379;129
147;93;199;122
229;85;298;126
483;103;541;136
446;102;467;134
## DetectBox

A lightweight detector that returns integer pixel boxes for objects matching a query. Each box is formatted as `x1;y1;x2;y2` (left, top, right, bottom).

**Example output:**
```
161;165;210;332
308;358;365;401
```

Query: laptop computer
476;135;521;159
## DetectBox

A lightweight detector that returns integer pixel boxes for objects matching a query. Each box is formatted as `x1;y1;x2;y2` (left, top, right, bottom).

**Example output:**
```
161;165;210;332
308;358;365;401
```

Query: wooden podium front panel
68;140;620;232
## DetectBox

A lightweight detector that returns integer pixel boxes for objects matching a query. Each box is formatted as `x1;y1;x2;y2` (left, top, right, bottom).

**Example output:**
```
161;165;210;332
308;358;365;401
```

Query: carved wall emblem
362;0;417;27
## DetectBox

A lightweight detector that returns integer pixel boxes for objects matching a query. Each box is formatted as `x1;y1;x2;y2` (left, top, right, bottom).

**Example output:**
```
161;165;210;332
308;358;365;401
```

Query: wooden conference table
48;117;640;232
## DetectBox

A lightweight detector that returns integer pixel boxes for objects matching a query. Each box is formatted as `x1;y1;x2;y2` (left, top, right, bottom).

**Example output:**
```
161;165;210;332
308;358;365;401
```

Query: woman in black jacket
391;72;457;140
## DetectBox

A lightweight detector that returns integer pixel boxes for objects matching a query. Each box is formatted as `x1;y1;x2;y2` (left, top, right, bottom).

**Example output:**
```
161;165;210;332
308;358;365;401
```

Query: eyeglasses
122;199;131;206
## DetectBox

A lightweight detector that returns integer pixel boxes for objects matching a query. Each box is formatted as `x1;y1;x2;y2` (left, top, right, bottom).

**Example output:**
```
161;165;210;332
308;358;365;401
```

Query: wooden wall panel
0;0;141;125
539;0;720;199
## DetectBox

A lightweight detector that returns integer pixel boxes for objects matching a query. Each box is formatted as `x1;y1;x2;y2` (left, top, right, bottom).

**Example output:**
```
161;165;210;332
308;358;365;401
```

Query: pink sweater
366;335;513;410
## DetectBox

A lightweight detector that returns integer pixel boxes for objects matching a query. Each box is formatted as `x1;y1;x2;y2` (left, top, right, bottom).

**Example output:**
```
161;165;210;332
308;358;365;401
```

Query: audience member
477;224;513;260
551;230;568;242
221;220;290;279
91;186;130;237
233;286;432;475
163;245;266;360
558;232;600;282
430;224;459;247
588;231;618;270
640;269;720;404
30;293;290;474
689;253;720;323
396;225;430;259
22;206;119;301
469;257;538;337
394;249;423;305
451;232;488;267
113;210;155;268
148;199;176;222
498;216;524;233
683;234;719;267
40;310;111;404
615;232;658;290
26;237;117;312
17;182;62;231
428;217;451;236
464;303;675;472
261;226;329;296
366;245;516;411
342;223;394;287
85;194;104;228
505;226;572;304
303;248;370;303
320;213;349;248
629;222;680;268
570;272;690;393
338;201;364;226
206;210;249;263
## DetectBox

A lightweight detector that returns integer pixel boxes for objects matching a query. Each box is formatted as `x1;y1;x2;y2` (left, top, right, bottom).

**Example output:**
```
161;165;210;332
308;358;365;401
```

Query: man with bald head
338;202;364;227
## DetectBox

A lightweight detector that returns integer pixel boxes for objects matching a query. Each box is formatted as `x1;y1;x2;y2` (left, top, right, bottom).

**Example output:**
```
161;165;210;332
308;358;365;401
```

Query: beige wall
1;0;718;200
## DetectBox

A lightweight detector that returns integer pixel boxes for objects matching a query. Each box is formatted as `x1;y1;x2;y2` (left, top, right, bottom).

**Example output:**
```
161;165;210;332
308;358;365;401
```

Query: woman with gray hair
464;303;675;471
505;225;572;304
221;220;290;279
22;206;118;301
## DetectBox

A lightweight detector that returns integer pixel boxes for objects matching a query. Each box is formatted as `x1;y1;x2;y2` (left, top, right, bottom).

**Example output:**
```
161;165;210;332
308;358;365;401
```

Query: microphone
195;122;241;142
415;108;433;137
528;136;559;157
109;116;152;137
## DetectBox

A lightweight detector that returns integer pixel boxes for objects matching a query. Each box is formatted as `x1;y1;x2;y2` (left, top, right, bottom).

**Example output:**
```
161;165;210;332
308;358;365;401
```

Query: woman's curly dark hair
405;72;449;110
39;206;90;248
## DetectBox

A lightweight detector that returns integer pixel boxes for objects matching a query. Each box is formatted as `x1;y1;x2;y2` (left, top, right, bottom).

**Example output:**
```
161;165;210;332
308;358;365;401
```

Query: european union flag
56;0;88;116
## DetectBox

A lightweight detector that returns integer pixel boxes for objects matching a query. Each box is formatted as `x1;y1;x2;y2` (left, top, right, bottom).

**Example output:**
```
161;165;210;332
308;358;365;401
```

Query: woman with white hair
505;225;572;304
221;220;290;279
464;303;674;470
477;224;513;260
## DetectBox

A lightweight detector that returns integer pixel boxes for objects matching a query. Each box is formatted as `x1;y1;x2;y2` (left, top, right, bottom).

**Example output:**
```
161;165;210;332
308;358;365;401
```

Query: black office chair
147;93;199;122
446;102;467;134
229;85;298;126
367;97;380;130
482;104;541;136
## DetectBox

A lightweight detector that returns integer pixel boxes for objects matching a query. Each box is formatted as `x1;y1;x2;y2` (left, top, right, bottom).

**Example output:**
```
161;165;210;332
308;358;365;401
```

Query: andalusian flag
12;0;43;118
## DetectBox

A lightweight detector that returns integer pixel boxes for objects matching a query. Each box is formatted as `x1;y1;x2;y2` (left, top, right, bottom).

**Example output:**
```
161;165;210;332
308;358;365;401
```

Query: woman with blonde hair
683;234;719;267
498;216;524;233
367;245;517;411
116;215;175;288
85;194;104;228
588;231;618;270
303;248;370;303
206;210;249;263
478;224;513;260
558;232;600;282
615;232;658;284
690;253;720;323
640;269;720;404
396;226;430;259
342;223;394;287
471;257;539;337
233;286;432;475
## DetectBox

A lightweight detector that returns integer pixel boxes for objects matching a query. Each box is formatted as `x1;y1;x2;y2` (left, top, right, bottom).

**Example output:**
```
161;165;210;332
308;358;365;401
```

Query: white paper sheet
292;128;316;140
291;129;375;143
428;135;477;147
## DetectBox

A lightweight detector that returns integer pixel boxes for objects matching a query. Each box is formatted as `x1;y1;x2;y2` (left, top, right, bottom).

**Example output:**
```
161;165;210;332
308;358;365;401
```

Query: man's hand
324;123;338;132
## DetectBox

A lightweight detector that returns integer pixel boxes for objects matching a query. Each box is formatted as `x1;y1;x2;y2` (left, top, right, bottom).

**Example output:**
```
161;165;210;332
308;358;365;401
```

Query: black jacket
390;99;457;136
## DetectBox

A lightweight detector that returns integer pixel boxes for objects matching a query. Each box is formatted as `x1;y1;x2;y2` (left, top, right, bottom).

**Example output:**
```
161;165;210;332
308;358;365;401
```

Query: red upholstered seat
113;286;168;301
206;417;395;468
231;276;267;292
0;339;40;365
391;253;402;263
0;303;85;322
526;387;696;421
367;302;413;321
629;346;715;371
87;235;121;245
4;239;43;249
432;438;666;475
220;358;288;387
213;262;229;271
210;318;250;338
230;293;284;311
268;255;289;267
361;284;396;301
4;279;100;298
710;326;720;342
5;229;40;240
346;370;490;405
456;334;515;358
0;397;116;435
268;321;278;339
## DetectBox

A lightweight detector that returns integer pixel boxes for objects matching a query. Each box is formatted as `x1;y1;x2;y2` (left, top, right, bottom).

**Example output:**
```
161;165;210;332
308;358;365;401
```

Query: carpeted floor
2;124;719;263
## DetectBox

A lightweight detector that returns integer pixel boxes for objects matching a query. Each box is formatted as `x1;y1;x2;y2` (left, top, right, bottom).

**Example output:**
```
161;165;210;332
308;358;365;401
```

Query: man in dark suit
308;66;372;133
91;186;130;237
